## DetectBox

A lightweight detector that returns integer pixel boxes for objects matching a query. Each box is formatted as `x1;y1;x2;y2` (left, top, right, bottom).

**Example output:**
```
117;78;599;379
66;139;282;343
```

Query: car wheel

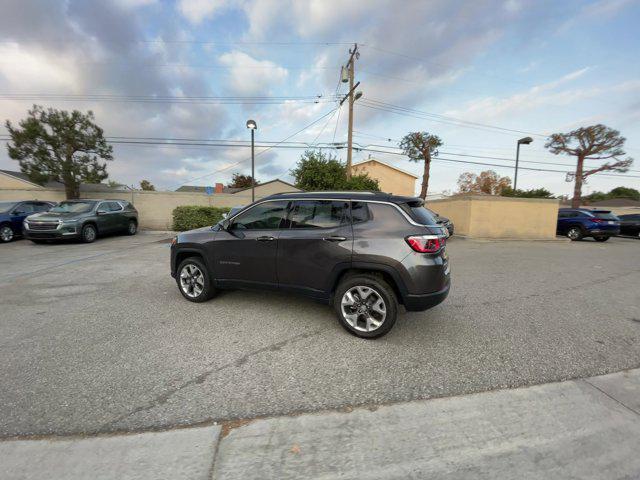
567;227;583;241
0;224;14;243
126;220;137;236
177;257;215;302
594;236;609;242
81;224;97;243
334;273;398;339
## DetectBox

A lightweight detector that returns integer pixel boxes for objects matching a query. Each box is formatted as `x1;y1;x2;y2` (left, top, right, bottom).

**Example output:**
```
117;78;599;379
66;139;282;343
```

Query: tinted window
591;211;619;220
289;200;347;229
51;201;96;213
107;202;123;211
34;202;51;212
408;206;438;225
15;203;35;213
558;211;570;218
351;202;370;223
233;201;288;230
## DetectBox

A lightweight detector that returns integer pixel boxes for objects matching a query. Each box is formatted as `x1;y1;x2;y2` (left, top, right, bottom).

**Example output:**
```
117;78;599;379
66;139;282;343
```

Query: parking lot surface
1;234;639;437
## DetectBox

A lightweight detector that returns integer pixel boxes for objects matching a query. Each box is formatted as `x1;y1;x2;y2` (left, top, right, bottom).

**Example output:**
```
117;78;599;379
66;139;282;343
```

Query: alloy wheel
128;221;137;234
0;226;13;242
84;226;96;242
567;228;580;240
180;264;205;298
341;285;387;332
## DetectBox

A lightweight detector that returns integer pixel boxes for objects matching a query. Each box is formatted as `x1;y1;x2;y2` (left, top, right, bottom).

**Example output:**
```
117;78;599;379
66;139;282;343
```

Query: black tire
566;226;584;241
594;236;609;242
0;224;14;243
333;273;398;339
176;256;215;303
81;224;97;243
126;219;137;236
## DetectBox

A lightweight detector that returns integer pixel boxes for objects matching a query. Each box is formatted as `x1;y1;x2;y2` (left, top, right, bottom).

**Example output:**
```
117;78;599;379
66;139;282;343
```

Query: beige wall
428;195;560;239
0;173;40;189
579;205;640;216
351;162;416;196
0;188;257;230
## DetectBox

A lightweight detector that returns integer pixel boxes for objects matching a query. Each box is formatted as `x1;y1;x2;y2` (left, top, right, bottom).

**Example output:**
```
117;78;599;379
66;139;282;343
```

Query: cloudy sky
1;0;639;195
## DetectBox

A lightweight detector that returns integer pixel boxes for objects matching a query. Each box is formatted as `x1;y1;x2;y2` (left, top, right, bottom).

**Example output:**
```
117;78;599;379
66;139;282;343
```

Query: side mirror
221;219;231;231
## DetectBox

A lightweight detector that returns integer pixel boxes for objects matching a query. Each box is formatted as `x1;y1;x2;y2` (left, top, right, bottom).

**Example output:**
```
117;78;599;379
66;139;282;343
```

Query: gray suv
24;199;138;243
170;192;450;338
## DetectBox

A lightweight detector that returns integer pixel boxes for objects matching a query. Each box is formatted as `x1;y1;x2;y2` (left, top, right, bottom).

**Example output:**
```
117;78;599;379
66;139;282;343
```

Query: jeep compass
170;192;451;338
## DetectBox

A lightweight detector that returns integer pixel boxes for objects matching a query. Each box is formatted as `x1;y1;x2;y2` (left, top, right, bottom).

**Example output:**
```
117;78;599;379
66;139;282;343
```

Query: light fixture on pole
514;136;533;190
246;119;257;202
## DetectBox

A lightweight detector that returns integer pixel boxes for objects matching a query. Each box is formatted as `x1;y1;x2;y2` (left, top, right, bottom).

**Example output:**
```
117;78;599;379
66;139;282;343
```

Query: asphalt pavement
0;232;639;437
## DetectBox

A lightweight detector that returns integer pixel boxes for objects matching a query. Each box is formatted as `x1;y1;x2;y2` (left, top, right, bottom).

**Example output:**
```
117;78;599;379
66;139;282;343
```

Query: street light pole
251;128;255;202
246;119;257;202
514;136;533;191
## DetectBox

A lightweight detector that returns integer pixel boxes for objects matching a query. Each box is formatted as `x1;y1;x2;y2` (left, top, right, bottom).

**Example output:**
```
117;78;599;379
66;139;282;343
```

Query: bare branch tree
399;132;443;199
545;124;633;207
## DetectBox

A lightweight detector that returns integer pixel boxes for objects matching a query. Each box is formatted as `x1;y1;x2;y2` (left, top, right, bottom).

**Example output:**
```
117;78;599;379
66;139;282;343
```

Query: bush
172;205;231;231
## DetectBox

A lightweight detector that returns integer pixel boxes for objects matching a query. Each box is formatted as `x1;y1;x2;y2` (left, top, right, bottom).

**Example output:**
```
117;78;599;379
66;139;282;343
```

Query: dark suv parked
0;200;55;242
557;208;620;241
24;199;138;243
170;192;451;338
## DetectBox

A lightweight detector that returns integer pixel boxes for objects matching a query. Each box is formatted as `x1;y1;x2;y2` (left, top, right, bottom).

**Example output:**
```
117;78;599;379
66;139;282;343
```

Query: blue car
0;200;55;242
557;208;620;242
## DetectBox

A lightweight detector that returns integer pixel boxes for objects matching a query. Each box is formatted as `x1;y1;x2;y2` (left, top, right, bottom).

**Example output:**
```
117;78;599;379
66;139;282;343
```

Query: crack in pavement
102;327;329;430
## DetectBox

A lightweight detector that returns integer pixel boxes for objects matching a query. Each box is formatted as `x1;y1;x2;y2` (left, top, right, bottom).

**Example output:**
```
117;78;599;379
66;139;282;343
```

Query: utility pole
346;43;358;179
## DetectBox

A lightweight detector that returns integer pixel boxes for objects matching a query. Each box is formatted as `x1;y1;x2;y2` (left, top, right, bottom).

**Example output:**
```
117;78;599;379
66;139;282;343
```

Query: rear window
591;211;619;220
404;205;438;225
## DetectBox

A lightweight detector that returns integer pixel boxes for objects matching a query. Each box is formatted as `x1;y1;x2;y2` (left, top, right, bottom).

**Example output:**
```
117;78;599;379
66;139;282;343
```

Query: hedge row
172;205;231;231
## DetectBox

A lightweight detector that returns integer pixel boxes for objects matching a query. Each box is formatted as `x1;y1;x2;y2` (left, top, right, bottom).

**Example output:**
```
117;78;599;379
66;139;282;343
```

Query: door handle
257;235;275;242
322;236;347;242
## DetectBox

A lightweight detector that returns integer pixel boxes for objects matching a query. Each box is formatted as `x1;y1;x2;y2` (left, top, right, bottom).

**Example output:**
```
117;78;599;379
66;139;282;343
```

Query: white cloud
178;0;229;24
218;51;288;95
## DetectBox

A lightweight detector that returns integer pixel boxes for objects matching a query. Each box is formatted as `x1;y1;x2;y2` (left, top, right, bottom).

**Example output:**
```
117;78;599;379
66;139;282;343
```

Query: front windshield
0;202;18;213
50;201;96;213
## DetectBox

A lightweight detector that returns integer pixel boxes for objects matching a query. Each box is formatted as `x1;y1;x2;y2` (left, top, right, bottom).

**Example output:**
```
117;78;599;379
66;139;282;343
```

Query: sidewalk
3;369;639;480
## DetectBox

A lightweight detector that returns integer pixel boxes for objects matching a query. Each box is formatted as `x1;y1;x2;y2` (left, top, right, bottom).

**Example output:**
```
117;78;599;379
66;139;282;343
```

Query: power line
164;106;339;189
360;98;547;137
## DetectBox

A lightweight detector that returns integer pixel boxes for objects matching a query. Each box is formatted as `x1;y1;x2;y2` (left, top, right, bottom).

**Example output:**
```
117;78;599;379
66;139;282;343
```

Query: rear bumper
403;278;450;311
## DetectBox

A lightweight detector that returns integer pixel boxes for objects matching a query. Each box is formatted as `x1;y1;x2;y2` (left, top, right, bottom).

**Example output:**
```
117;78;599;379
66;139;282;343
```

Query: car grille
28;221;59;230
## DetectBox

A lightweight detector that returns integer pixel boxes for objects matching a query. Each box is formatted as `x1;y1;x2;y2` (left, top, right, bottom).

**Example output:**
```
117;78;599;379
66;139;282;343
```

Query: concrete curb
3;369;639;480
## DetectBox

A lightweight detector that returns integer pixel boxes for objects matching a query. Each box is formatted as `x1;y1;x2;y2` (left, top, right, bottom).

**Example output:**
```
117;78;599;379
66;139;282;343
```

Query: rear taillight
591;218;604;223
406;235;445;253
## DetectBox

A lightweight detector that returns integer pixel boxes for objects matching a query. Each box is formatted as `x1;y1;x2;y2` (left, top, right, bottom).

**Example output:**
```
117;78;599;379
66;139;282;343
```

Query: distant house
351;158;418;196
0;169;130;192
176;178;300;196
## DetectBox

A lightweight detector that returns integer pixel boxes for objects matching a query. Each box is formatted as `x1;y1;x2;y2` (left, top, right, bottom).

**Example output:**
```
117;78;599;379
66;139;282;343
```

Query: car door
557;210;574;234
10;202;35;232
212;200;289;287
95;201;117;233
107;201;126;231
276;199;352;296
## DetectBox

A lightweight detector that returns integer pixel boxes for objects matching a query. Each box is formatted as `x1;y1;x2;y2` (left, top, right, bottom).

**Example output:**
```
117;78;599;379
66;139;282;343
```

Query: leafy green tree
545;124;633;207
399;131;443;199
140;179;155;191
501;187;554;198
6;105;113;199
290;150;379;191
227;173;258;189
583;186;640;203
607;186;640;200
